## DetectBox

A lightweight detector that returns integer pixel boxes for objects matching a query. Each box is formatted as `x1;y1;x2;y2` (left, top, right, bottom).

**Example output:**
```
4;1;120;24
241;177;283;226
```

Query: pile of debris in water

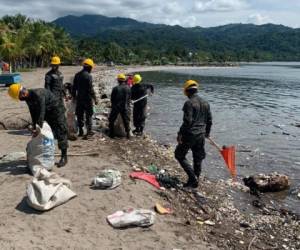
107;136;300;250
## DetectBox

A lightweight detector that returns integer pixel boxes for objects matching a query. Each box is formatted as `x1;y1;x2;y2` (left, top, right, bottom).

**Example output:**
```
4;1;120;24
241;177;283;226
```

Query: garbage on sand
243;172;290;193
91;169;121;189
26;122;55;176
107;208;155;228
155;203;173;215
129;172;161;189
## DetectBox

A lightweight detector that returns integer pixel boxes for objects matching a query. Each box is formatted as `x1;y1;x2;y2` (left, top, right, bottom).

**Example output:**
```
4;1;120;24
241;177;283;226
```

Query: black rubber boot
57;149;68;168
126;131;132;139
78;127;84;137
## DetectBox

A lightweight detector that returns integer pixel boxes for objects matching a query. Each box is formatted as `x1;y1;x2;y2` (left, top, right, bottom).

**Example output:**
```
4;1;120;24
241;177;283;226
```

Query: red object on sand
129;172;161;189
221;146;237;180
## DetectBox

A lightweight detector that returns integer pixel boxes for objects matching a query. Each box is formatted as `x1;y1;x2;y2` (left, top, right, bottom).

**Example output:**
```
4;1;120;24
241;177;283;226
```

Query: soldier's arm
206;104;213;138
45;73;51;90
145;84;154;94
179;101;193;134
72;75;78;99
88;74;97;102
36;93;46;128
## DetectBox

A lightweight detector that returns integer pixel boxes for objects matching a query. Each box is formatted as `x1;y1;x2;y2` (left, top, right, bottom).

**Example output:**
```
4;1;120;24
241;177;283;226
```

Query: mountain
53;15;300;61
53;14;162;36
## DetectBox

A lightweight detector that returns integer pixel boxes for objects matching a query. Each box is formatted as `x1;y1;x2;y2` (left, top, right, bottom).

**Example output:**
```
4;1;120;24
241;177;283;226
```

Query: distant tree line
1;14;300;70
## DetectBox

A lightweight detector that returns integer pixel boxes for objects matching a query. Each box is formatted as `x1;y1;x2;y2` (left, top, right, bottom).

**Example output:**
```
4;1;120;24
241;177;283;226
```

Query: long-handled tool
207;137;237;180
132;94;149;104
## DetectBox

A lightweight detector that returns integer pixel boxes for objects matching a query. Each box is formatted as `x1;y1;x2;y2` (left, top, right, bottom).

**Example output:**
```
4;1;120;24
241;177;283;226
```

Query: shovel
207;137;237;181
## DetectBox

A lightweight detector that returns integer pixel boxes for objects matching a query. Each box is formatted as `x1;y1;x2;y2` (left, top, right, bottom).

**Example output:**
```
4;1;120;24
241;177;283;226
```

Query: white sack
107;208;155;228
26;168;76;211
26;122;55;175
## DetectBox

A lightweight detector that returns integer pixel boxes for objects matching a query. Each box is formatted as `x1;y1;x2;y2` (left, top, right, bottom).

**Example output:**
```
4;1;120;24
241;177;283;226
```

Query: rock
243;172;290;193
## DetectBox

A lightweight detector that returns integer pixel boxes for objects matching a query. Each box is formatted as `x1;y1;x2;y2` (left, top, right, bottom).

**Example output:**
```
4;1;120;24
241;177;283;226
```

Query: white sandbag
26;122;55;176
107;208;155;228
0;152;26;163
26;168;76;211
92;169;121;189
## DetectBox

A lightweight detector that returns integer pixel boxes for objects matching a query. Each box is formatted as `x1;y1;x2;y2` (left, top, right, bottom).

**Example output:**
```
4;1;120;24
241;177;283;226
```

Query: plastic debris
107;208;155;228
129;172;161;189
204;220;215;226
155;203;173;215
91;169;122;189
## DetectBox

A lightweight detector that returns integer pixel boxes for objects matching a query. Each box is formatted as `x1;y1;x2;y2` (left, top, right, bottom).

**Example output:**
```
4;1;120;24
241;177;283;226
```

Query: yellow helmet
183;80;198;96
8;83;22;100
117;73;126;81
51;56;61;65
133;74;142;84
83;58;94;68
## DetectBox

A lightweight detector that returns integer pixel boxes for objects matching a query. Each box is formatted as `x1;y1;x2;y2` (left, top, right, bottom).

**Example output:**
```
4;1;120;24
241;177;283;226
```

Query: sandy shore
0;66;299;250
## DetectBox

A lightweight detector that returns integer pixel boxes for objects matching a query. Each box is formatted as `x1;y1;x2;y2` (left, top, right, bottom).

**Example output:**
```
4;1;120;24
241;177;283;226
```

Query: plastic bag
26;168;77;211
92;169;122;189
26;122;55;176
107;208;155;228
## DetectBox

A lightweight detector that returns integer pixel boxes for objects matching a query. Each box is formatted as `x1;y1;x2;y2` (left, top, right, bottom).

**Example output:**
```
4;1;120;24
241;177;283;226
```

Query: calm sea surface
141;62;300;213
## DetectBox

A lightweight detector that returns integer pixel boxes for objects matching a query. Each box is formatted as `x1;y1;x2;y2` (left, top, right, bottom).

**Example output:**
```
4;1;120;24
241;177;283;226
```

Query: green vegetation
0;14;73;70
1;14;300;69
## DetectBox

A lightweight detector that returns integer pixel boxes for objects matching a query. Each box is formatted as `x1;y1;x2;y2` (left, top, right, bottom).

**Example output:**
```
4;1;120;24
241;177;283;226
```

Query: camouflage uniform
175;93;212;183
72;69;97;133
45;69;65;109
25;88;68;150
109;83;131;135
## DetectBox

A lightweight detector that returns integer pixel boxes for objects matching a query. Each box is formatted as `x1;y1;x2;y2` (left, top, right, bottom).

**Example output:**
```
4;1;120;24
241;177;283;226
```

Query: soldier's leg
85;105;94;135
120;109;131;138
46;110;68;167
175;142;197;186
108;108;119;137
76;104;84;136
191;135;206;178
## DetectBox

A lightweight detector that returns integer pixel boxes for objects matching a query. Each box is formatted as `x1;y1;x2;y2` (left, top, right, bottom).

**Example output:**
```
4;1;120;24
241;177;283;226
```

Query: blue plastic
0;73;21;87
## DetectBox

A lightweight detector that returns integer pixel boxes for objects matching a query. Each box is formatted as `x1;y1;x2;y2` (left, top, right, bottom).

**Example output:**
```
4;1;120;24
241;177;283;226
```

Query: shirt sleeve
45;74;51;90
72;75;78;99
179;101;193;135
206;104;213;137
88;74;97;102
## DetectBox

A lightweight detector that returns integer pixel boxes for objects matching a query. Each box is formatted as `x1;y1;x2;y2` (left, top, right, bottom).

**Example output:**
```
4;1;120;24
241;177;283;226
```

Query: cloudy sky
0;0;299;28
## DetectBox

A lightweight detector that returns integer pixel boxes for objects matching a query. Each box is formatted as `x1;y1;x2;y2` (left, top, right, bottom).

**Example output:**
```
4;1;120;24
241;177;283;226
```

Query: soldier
72;58;98;137
175;80;212;188
8;84;69;167
45;56;65;108
108;74;131;139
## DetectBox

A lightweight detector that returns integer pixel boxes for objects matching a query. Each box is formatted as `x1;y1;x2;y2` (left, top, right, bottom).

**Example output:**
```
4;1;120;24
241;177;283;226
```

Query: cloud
194;0;248;12
0;0;298;28
247;13;272;25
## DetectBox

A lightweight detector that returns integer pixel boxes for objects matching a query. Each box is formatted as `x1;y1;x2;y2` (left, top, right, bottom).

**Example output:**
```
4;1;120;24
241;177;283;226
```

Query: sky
0;0;299;28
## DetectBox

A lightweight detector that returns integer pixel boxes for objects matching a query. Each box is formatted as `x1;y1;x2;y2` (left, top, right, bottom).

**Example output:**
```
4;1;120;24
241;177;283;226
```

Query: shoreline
0;66;299;249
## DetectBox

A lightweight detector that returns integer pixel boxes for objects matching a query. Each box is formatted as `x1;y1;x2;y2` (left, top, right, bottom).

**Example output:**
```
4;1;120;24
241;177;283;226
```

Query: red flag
221;146;237;180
